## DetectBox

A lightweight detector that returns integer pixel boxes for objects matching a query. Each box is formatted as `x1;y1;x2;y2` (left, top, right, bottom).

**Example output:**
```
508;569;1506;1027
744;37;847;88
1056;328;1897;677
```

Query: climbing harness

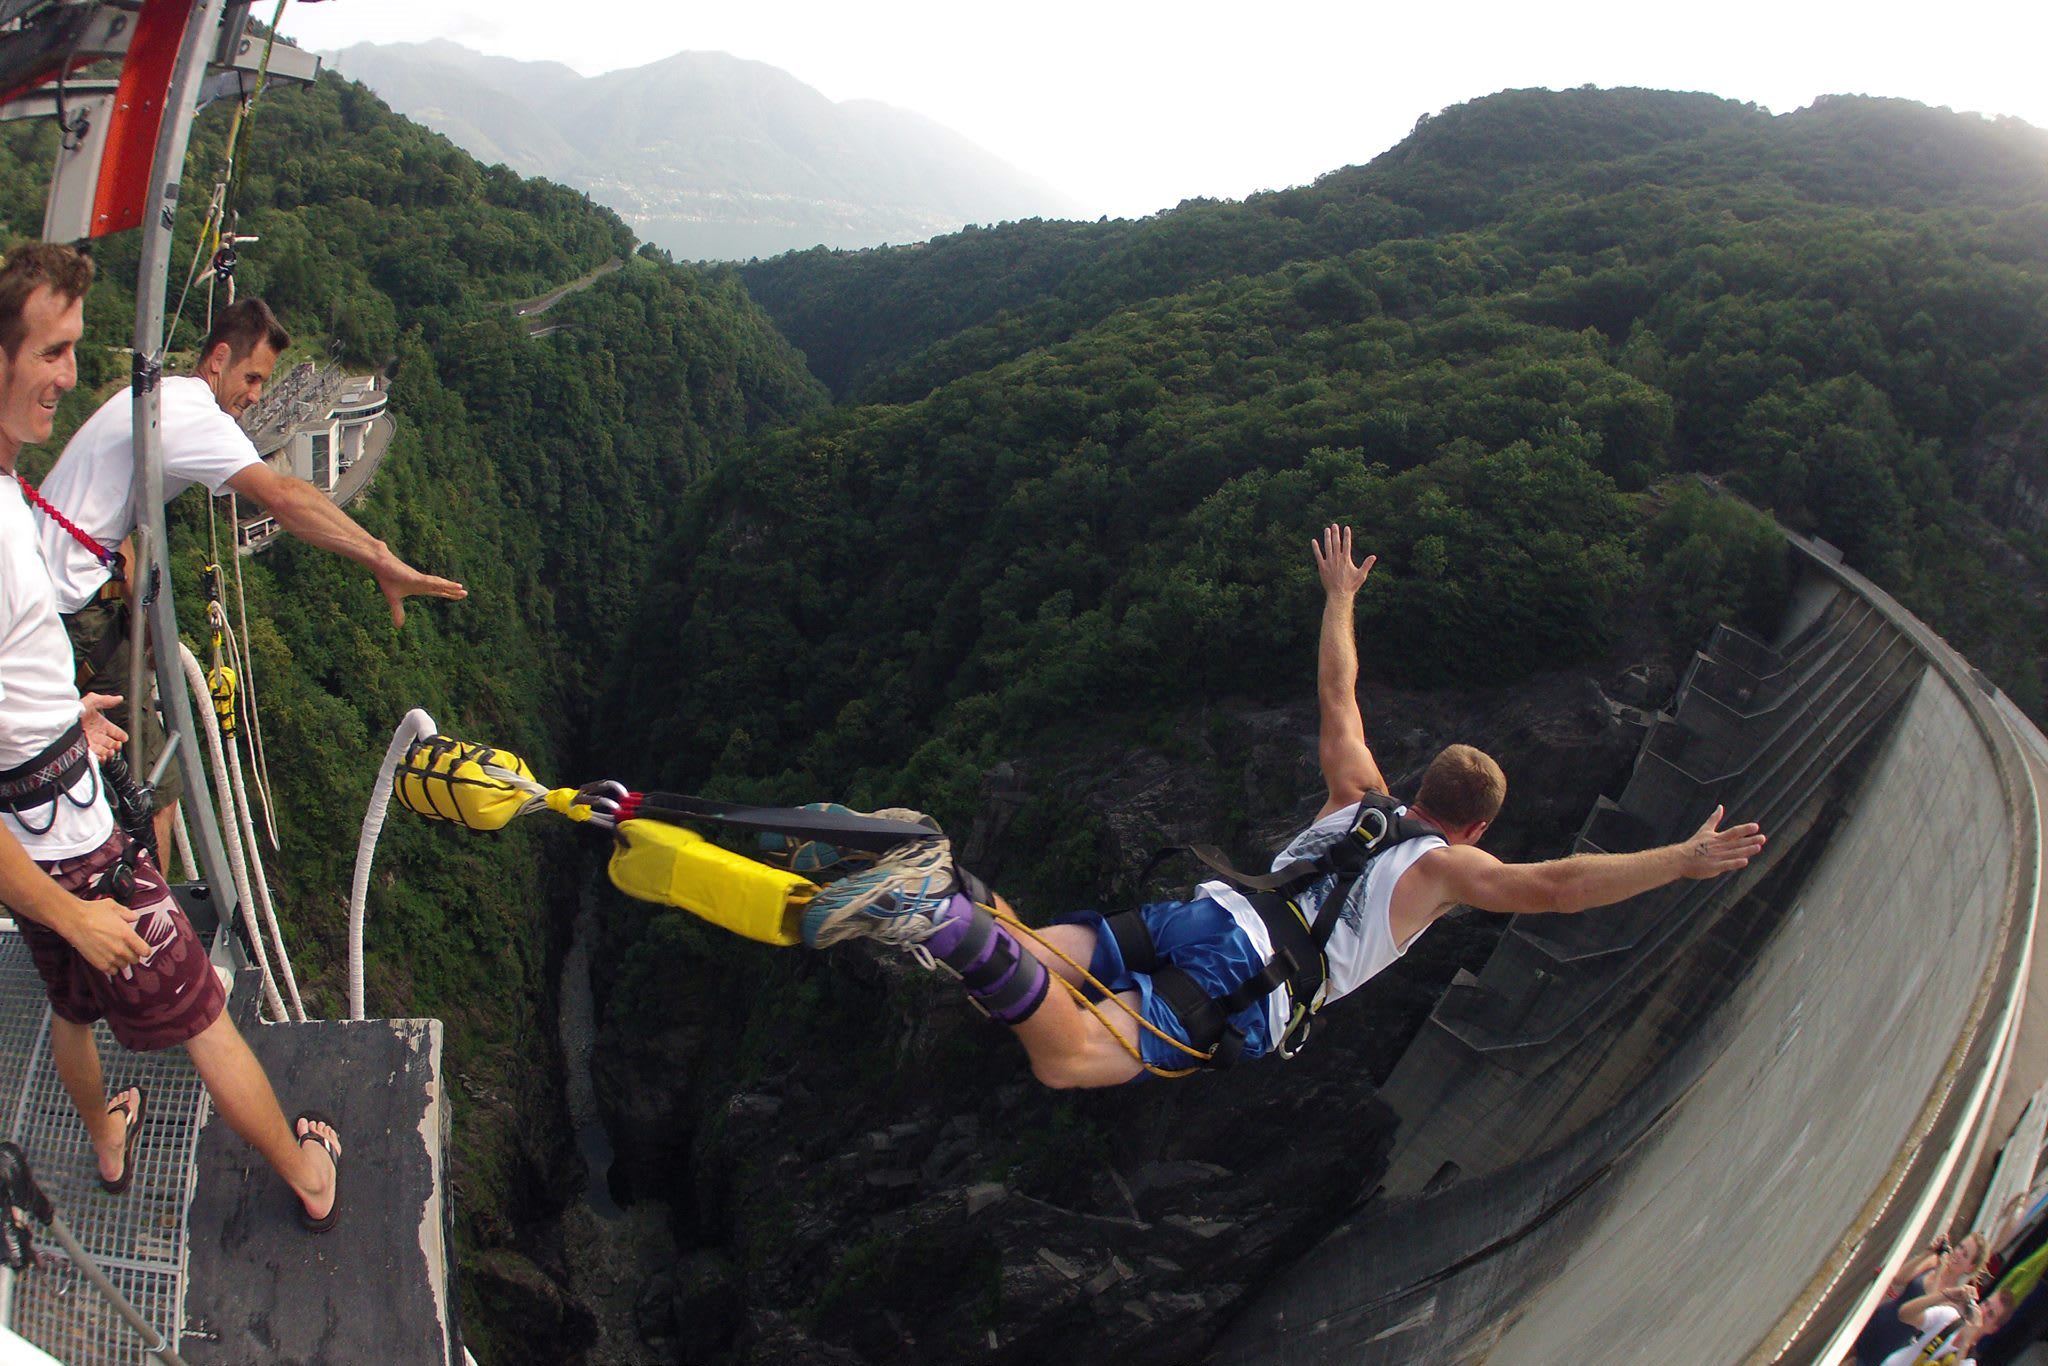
1106;792;1439;1068
0;722;100;838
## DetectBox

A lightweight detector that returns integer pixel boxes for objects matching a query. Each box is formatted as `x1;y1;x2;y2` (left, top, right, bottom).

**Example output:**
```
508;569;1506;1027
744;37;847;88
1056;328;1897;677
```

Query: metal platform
0;937;460;1366
1;924;214;1366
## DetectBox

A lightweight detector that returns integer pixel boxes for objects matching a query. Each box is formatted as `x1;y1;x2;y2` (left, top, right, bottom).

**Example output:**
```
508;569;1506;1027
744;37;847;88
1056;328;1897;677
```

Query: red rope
15;473;117;569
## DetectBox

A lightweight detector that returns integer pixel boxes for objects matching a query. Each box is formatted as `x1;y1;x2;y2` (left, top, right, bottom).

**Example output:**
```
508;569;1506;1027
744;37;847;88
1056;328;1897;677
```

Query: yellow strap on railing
206;662;238;739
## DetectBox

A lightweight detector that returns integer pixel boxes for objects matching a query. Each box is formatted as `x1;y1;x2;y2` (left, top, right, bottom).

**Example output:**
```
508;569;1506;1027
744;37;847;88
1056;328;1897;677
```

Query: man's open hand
376;556;468;628
1312;524;1375;598
80;693;128;762
1677;806;1766;879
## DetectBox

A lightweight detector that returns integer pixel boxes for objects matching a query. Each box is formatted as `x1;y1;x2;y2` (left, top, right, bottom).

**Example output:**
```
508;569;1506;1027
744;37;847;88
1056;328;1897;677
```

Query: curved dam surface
1213;533;2048;1364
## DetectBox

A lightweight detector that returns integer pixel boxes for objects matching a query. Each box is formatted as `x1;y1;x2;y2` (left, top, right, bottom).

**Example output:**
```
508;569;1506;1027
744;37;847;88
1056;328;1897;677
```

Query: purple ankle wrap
925;895;1048;1025
921;893;980;960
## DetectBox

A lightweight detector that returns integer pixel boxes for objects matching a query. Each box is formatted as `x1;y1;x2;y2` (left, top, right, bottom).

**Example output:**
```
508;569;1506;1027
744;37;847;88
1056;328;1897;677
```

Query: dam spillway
1214;532;2048;1364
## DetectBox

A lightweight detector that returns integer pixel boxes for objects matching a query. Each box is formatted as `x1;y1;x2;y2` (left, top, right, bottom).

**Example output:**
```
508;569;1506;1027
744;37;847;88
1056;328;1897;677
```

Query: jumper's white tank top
1200;801;1446;1042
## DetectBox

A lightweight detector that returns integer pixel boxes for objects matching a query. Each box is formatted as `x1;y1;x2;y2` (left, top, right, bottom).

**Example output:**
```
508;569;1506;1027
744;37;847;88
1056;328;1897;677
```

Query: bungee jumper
392;525;1767;1087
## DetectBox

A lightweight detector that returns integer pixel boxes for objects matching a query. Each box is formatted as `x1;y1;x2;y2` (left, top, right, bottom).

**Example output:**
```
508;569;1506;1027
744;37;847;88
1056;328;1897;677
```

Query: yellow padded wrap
608;819;811;946
394;735;539;831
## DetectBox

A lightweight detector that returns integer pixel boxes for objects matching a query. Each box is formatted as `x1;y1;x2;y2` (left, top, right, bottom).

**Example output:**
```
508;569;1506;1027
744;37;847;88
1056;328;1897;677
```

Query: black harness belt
0;723;96;838
1107;793;1437;1068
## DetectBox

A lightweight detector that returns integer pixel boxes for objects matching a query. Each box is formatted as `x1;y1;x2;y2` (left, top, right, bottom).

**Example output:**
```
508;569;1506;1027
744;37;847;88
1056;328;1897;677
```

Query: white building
236;363;392;550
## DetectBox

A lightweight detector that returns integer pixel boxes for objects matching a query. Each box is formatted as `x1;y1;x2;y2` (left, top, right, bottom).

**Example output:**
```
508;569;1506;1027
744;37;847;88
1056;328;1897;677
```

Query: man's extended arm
1429;805;1766;916
225;462;467;627
0;828;149;973
1310;524;1387;817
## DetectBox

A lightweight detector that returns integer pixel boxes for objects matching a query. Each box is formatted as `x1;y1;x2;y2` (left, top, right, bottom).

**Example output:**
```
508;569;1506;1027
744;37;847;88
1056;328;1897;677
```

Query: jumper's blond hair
1416;744;1505;828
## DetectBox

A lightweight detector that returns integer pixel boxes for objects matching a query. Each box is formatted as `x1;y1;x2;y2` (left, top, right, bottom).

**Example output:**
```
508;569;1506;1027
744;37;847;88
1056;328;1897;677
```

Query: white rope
224;694;303;1020
210;573;279;848
230;545;280;848
179;644;286;1022
170;804;195;885
350;709;437;1020
194;608;301;1016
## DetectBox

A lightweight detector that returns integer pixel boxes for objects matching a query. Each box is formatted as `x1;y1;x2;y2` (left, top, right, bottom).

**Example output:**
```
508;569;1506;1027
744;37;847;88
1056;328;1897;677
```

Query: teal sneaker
800;836;956;950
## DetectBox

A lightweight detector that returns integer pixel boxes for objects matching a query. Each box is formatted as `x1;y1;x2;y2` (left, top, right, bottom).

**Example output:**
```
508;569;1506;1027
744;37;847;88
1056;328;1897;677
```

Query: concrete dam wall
1212;535;2048;1365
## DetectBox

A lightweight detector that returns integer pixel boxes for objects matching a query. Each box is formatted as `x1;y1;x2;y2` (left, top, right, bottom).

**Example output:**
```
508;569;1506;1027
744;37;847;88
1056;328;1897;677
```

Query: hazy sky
282;0;2048;220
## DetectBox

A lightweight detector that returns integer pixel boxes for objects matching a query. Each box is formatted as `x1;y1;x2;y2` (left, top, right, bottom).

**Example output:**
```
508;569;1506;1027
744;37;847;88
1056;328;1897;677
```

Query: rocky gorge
542;625;1680;1365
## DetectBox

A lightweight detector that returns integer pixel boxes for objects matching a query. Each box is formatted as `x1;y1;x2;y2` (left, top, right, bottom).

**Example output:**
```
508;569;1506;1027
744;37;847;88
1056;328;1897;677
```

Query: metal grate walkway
1;923;212;1366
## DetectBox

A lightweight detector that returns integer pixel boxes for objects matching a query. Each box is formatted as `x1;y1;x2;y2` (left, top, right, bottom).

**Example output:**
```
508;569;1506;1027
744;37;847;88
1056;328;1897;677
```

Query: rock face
577;661;1664;1364
1960;399;2048;540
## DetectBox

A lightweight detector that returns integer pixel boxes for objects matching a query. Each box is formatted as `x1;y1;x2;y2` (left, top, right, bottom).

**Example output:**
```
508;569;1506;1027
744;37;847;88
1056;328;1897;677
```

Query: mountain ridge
321;39;1079;260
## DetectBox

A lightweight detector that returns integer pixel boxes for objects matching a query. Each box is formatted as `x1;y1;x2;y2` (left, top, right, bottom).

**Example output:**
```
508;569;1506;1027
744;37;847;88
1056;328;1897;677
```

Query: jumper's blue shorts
1057;897;1277;1073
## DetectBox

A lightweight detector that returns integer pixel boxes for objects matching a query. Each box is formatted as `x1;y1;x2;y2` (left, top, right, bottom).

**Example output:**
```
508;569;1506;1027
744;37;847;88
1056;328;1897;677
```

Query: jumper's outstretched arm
1310;524;1387;818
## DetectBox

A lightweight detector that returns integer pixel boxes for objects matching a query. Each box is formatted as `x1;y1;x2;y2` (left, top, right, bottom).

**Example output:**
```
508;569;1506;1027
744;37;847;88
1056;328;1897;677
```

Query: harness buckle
1277;1002;1315;1059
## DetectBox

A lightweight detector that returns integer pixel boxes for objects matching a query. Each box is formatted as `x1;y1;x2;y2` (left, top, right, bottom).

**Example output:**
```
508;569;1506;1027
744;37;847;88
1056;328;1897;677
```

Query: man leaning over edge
33;296;466;853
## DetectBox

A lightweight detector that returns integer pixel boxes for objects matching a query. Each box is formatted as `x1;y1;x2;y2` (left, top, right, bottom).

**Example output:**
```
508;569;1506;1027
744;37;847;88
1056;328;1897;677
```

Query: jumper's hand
1678;806;1766;879
80;694;128;762
375;554;468;628
1311;524;1375;598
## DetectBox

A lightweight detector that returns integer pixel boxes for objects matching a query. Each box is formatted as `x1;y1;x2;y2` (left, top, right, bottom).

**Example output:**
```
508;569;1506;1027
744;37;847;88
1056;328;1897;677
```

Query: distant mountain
321;39;1079;260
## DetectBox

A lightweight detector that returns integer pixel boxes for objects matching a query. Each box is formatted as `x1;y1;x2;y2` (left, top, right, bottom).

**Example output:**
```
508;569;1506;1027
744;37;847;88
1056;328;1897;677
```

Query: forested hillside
0;69;824;1362
728;88;2048;732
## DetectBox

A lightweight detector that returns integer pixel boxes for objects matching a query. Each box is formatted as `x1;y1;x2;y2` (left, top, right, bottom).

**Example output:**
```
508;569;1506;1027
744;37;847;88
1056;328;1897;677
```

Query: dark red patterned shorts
16;831;225;1052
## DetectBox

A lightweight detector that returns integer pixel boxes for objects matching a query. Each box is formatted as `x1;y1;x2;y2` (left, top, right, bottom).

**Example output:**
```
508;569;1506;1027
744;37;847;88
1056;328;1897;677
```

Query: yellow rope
995;909;1210;1079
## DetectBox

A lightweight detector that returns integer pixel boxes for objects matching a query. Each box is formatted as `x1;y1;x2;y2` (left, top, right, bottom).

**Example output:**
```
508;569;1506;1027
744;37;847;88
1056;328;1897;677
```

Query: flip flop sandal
98;1087;148;1196
293;1109;343;1234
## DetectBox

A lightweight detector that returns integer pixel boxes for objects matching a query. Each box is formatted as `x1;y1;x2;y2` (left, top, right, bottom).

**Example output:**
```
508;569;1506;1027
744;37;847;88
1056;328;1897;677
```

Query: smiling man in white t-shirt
0;245;339;1230
33;296;466;851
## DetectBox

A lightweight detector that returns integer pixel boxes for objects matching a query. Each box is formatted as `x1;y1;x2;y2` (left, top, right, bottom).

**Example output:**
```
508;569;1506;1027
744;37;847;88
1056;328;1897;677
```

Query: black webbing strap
1239;892;1324;1012
957;867;995;908
1138;842;1320;895
1104;908;1259;1069
632;792;938;853
0;722;90;805
1151;966;1244;1067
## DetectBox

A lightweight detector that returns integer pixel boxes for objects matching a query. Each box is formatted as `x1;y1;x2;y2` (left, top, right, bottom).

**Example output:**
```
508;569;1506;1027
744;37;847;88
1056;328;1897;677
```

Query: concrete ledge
178;1018;455;1366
